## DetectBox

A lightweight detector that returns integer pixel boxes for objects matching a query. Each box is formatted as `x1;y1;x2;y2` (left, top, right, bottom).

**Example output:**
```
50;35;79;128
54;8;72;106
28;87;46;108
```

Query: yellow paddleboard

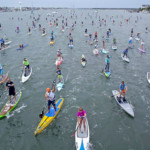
34;98;64;136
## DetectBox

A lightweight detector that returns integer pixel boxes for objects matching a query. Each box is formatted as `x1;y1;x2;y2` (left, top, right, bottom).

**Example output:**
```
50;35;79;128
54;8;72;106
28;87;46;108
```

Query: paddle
72;118;83;136
38;80;56;118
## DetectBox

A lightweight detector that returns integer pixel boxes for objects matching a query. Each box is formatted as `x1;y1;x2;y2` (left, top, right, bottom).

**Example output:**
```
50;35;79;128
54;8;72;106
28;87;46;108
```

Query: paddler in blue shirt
123;48;128;57
105;55;111;72
119;81;127;102
0;38;5;47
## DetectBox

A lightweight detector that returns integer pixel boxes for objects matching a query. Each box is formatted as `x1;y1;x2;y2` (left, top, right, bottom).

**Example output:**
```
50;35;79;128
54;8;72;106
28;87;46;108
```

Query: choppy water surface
0;9;150;150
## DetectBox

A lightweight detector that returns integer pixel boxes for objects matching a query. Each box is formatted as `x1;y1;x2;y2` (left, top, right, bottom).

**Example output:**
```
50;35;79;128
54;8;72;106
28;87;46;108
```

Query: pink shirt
77;110;86;117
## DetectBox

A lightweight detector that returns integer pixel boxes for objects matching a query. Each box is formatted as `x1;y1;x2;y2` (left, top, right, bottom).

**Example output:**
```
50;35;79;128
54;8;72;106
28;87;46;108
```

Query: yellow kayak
34;98;64;136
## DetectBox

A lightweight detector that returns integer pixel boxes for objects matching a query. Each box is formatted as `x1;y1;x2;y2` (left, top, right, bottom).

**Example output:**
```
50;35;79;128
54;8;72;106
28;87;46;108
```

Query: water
0;9;150;150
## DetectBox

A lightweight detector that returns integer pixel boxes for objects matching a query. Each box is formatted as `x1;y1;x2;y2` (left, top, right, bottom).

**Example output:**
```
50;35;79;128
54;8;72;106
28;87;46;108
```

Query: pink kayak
55;57;63;66
138;48;146;53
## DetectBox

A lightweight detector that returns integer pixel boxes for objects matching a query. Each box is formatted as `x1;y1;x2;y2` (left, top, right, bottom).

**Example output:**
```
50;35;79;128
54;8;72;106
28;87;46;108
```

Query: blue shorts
48;100;55;107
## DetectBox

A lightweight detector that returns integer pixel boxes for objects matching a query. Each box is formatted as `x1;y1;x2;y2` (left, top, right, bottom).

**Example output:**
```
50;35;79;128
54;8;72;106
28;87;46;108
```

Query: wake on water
6;103;27;119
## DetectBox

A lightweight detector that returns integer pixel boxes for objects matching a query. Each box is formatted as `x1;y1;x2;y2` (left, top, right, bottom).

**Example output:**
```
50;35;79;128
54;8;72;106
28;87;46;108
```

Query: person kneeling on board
77;107;87;133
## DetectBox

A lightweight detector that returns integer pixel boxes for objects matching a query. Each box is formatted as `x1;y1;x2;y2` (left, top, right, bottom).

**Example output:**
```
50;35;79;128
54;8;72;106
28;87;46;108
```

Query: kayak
104;69;111;78
34;98;64;136
138;48;146;53
93;49;99;55
16;44;28;50
4;41;12;45
50;41;55;45
112;90;134;117
100;48;109;54
147;72;150;84
56;76;64;91
69;44;74;49
0;91;22;119
0;73;8;84
112;45;117;50
81;61;86;67
41;33;47;36
55;57;63;66
75;118;90;150
0;46;11;51
21;67;32;83
121;54;130;63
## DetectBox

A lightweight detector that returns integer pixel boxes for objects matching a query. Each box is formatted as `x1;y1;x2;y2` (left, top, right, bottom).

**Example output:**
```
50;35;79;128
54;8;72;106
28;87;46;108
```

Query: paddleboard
84;33;88;36
28;32;32;35
75;118;90;150
69;44;74;49
34;98;64;135
50;41;55;45
0;91;22;119
4;41;12;45
0;46;11;51
112;90;134;117
55;57;63;66
16;44;28;50
93;49;99;55
81;61;86;67
100;48;109;54
41;33;47;36
104;69;111;78
88;41;93;45
121;54;130;63
112;45;117;50
138;48;146;53
147;72;150;84
21;67;32;83
135;37;140;41
0;73;8;84
56;76;64;91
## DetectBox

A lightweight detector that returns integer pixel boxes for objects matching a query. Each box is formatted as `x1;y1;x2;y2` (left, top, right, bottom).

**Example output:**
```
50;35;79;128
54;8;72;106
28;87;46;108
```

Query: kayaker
50;34;54;41
81;55;87;64
22;58;30;76
0;64;3;78
45;84;57;113
123;48;128;57
56;67;62;83
42;28;45;34
19;44;23;49
105;55;111;72
119;81;127;102
5;78;16;103
77;107;87;133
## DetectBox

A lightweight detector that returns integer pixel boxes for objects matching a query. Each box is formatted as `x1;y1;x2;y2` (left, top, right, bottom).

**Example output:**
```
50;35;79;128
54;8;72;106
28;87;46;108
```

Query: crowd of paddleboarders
0;10;149;149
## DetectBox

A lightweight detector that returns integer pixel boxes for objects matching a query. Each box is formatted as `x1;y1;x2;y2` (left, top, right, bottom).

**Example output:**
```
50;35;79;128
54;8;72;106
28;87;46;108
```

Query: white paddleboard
21;67;32;83
75;118;90;150
112;90;134;117
121;54;130;63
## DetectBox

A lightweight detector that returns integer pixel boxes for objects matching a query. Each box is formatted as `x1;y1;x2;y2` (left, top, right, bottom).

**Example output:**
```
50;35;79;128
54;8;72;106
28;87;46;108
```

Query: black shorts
48;100;55;107
9;90;16;96
25;65;30;69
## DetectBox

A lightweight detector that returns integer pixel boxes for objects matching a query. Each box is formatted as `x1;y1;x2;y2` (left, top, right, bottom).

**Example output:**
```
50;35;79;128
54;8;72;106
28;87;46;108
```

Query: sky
0;0;150;8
